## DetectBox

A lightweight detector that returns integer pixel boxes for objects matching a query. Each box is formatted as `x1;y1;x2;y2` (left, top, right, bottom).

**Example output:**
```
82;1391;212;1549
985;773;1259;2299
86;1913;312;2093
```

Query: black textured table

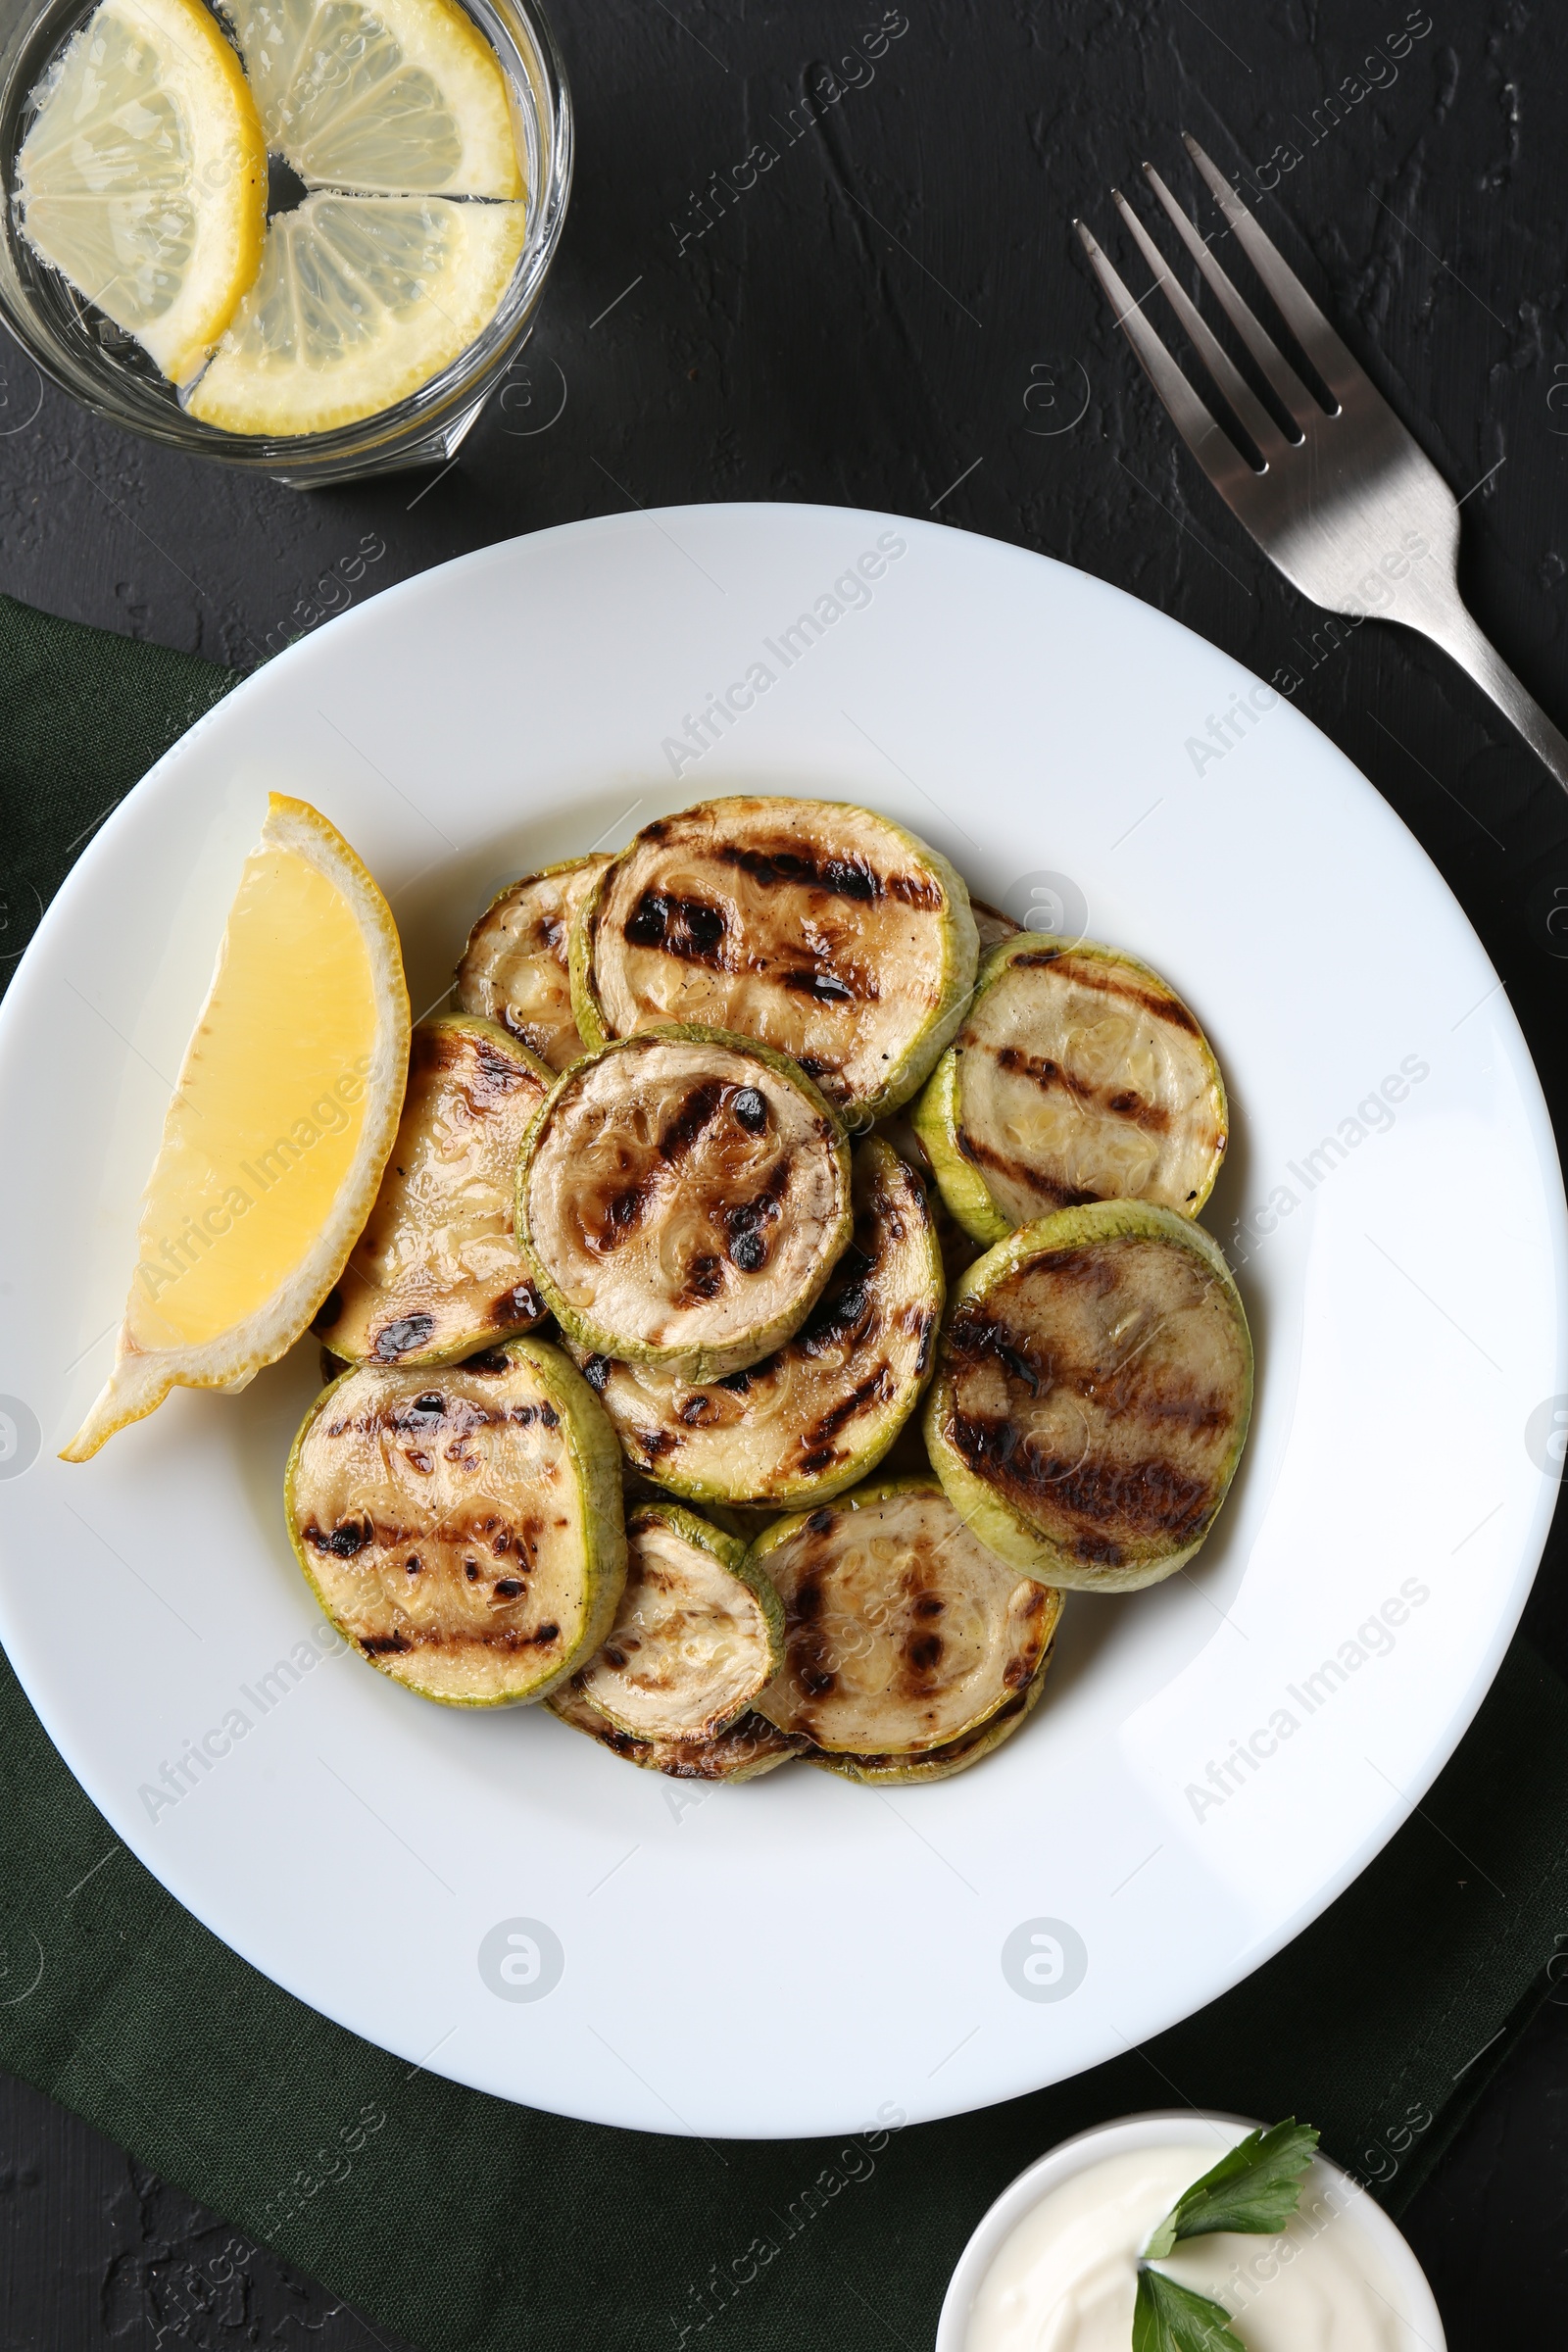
3;0;1567;2339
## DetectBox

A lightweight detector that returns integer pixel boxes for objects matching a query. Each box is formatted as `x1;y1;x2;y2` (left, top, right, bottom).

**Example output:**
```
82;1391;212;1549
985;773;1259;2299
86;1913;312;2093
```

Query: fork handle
1410;593;1568;802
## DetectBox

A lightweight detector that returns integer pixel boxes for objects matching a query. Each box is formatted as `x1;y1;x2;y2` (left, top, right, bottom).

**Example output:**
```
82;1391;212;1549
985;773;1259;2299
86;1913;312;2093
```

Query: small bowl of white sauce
936;2109;1444;2352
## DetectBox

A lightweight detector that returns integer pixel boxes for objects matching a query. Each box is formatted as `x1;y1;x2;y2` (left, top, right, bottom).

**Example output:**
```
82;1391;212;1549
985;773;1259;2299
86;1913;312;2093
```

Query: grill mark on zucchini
591;1080;731;1251
358;1620;564;1655
956;1127;1102;1209
989;1042;1172;1135
799;1363;895;1450
806;1616;1060;1784
1009;950;1201;1034
623;892;731;966
618;892;881;1009
659;1078;725;1162
713;841;944;911
780;964;874;1004
946;1411;1213;1555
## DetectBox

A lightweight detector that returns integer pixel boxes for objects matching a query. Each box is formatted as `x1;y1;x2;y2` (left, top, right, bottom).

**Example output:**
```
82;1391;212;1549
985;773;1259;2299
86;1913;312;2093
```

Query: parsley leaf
1143;2118;1319;2260
1132;2266;1247;2352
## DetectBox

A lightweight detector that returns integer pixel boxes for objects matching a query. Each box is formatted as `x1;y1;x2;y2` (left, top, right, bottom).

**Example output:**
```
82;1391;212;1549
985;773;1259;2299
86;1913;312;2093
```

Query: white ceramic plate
0;504;1560;2140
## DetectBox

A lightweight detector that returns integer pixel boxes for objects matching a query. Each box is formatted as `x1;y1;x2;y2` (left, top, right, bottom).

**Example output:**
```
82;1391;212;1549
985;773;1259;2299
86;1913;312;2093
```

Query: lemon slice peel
17;0;267;385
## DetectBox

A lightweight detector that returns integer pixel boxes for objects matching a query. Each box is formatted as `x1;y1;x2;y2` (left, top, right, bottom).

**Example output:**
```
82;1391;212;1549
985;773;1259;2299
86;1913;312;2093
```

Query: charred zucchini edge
548;1683;808;1780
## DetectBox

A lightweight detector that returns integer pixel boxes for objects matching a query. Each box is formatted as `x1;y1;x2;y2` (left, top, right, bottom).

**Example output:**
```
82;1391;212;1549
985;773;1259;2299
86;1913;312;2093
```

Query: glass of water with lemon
0;0;570;481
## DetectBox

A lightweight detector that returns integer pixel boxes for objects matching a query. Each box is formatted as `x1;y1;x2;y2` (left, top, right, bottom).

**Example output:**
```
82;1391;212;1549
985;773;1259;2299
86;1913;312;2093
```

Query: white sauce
963;2141;1424;2352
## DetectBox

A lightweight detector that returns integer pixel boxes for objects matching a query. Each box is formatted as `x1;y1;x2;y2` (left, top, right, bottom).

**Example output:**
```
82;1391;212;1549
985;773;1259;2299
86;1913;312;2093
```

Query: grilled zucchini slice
569;1136;942;1508
454;854;611;1069
808;1634;1058;1784
752;1475;1060;1754
573;1500;784;1741
548;1681;805;1780
924;1200;1252;1592
284;1340;626;1706
517;1026;852;1381
571;796;979;1122
315;1015;550;1368
912;936;1228;1244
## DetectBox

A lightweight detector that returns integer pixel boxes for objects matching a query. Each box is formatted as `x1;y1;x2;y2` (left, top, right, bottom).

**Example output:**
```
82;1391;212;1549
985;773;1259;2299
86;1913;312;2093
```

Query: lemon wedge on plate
16;0;267;385
63;796;411;1462
185;191;525;435
225;0;522;196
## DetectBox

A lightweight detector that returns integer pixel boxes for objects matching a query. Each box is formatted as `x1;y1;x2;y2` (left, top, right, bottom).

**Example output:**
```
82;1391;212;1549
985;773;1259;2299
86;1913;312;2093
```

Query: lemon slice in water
63;796;411;1461
185;191;524;434
226;0;522;196
16;0;267;384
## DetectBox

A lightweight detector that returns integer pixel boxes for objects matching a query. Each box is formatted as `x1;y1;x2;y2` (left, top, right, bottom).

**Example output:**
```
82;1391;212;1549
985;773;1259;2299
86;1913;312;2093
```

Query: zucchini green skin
283;1338;627;1708
629;1496;750;1573
314;1013;552;1369
566;1136;943;1509
808;1621;1059;1784
568;795;980;1124
911;934;1229;1243
749;1473;1060;1754
548;1682;807;1780
909;1046;1012;1248
923;1200;1252;1593
454;853;611;1071
515;1024;853;1381
574;1499;786;1742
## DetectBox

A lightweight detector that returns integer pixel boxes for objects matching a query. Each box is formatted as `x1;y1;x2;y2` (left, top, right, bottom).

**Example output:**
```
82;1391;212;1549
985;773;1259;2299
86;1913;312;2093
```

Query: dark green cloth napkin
3;590;1566;2350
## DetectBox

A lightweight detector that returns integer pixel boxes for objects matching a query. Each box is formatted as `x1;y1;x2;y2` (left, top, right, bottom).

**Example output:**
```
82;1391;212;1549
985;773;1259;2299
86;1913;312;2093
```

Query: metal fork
1075;134;1568;799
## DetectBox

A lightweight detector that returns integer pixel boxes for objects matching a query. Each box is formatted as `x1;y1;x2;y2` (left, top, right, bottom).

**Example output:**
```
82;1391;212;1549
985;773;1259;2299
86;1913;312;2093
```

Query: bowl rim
933;2107;1446;2352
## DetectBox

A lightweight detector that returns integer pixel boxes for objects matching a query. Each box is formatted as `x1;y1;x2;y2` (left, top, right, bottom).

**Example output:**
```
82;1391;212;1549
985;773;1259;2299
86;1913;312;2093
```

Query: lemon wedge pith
17;0;266;386
226;0;522;197
186;192;525;436
63;796;411;1462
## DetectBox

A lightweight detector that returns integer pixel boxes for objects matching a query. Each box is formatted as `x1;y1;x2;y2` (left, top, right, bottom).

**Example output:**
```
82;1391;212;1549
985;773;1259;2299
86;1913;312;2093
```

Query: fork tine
1073;220;1252;488
1141;163;1314;425
1109;186;1286;464
1183;133;1365;407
